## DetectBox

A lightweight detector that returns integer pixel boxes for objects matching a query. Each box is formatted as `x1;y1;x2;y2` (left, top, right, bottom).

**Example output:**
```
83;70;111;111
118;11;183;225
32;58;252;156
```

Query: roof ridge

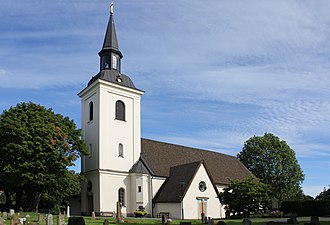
141;138;238;159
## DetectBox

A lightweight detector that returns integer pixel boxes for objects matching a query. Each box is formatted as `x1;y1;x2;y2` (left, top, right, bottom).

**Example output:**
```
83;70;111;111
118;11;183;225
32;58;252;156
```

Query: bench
157;212;170;218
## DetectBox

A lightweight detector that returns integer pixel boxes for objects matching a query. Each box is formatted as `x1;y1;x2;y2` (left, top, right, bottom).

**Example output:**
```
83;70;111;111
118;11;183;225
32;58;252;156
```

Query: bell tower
79;3;144;216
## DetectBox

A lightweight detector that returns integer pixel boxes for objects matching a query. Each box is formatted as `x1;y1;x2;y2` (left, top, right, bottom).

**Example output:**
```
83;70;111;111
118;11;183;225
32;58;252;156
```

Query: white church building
78;5;252;219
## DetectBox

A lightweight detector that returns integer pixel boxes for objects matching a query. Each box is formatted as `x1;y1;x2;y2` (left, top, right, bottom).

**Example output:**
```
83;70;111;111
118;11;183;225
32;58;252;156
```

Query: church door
198;199;207;219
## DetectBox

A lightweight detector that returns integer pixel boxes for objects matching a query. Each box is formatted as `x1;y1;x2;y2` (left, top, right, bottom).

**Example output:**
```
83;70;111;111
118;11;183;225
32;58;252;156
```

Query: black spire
98;3;123;72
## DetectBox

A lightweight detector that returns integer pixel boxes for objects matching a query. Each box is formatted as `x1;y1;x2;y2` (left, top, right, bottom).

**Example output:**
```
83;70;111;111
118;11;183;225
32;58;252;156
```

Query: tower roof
99;3;123;58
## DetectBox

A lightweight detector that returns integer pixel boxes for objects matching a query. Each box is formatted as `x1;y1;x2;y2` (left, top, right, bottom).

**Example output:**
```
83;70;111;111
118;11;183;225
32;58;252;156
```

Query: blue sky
1;1;330;197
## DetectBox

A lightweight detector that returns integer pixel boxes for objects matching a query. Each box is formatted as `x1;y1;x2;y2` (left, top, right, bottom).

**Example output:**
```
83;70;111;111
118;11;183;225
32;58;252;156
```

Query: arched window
89;101;93;121
115;100;125;121
118;188;125;206
112;55;118;69
118;143;124;158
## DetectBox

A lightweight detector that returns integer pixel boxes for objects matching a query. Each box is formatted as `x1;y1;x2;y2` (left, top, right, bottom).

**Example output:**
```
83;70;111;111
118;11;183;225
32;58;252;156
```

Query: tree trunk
33;192;41;213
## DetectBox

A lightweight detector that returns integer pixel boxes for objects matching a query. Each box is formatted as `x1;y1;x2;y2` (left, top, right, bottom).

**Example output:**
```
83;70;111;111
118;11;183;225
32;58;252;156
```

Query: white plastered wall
99;171;130;216
79;80;143;215
216;184;227;218
154;203;181;219
98;81;142;172
182;164;221;219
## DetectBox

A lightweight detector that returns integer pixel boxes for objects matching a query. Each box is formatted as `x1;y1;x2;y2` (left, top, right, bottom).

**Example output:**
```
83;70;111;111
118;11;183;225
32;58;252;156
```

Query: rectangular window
138;186;142;193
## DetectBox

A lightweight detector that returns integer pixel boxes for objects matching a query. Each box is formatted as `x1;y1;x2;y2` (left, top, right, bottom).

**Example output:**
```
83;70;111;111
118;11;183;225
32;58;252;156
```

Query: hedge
281;200;330;216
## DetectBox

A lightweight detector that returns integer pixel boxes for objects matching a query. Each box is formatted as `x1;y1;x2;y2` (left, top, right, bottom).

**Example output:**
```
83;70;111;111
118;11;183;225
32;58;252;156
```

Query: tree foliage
0;102;86;211
316;186;330;201
237;133;304;202
219;177;272;217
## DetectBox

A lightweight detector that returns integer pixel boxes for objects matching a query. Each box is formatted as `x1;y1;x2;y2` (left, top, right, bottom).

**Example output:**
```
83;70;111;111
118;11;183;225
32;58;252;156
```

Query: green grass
1;213;330;225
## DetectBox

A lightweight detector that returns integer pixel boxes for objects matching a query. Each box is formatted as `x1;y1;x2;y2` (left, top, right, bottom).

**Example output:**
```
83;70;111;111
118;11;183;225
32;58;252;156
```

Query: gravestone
46;214;53;225
9;209;15;217
0;217;4;225
38;214;43;223
243;219;252;225
57;214;64;225
115;201;123;224
67;206;70;218
91;212;96;220
103;219;109;225
3;212;8;220
287;214;298;224
162;215;165;225
10;219;17;225
217;221;227;225
179;222;192;225
208;218;214;225
19;218;26;225
311;216;320;225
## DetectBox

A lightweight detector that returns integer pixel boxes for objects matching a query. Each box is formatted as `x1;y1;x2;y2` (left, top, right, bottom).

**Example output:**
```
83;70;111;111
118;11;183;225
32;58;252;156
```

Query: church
78;4;252;219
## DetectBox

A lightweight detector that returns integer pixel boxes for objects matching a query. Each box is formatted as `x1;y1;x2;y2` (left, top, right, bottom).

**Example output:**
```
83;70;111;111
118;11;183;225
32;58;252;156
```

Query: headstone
91;212;96;220
19;218;26;224
46;214;53;225
9;209;15;217
204;217;208;224
208;219;214;225
162;215;165;225
0;217;4;225
217;221;227;225
115;201;123;224
287;214;298;224
243;219;252;225
10;219;17;225
57;214;64;225
67;206;70;218
103;219;109;225
3;212;8;220
311;216;320;225
38;214;43;223
179;222;191;225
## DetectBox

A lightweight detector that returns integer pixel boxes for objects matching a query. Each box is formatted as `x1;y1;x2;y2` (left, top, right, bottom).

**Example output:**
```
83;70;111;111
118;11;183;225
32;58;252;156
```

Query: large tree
237;133;304;202
219;177;272;217
315;186;330;201
0;102;86;212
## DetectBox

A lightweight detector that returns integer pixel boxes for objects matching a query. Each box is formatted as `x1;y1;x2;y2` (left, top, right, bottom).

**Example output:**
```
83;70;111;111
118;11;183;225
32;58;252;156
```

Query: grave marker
57;214;64;225
46;214;53;225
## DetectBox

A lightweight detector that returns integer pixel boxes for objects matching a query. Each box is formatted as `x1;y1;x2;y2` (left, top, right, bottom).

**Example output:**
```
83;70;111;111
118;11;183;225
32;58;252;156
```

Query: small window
112;55;118;69
118;188;125;206
199;181;207;192
89;101;93;121
115;100;125;121
138;186;142;193
118;143;124;158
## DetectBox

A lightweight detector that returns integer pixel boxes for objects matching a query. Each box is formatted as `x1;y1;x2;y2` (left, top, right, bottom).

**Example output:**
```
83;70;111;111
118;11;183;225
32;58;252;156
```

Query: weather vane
110;2;114;14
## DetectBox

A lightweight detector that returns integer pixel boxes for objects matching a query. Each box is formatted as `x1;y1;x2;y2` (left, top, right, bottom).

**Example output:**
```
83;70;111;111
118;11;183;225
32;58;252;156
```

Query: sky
1;0;330;198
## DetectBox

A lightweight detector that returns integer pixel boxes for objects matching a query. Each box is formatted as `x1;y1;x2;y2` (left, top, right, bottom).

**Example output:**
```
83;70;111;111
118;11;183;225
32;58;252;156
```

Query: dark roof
153;161;202;203
129;156;153;174
99;9;122;58
141;138;253;185
87;69;140;90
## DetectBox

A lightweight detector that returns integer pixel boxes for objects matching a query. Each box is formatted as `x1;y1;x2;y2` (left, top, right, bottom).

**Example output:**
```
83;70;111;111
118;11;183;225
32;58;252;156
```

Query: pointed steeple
99;2;123;72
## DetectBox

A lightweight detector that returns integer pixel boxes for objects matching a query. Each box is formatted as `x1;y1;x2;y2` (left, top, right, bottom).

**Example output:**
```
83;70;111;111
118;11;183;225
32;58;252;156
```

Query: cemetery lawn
2;213;330;225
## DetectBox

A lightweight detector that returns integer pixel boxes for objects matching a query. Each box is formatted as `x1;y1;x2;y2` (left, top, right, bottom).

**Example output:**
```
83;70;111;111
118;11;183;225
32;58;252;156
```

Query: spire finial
110;2;114;14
